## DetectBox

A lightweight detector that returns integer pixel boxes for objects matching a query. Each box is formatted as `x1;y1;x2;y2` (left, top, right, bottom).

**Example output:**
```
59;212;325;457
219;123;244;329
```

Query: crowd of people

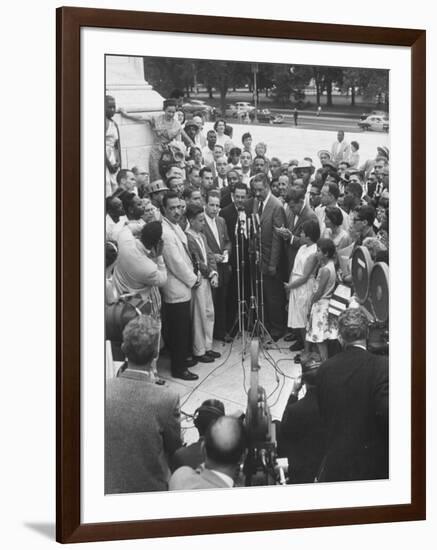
105;96;390;493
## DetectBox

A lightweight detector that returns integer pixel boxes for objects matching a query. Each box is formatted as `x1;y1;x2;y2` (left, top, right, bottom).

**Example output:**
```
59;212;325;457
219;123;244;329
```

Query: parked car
359;110;388;120
357;115;389;132
248;108;272;123
248;108;284;124
225;102;255;118
181;99;215;120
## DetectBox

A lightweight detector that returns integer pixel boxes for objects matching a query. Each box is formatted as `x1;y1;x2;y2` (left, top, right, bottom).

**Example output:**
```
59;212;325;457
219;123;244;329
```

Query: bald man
169;416;246;490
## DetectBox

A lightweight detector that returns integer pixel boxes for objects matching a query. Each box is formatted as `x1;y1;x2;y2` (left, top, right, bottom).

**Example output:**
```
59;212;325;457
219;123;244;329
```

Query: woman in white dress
284;219;320;352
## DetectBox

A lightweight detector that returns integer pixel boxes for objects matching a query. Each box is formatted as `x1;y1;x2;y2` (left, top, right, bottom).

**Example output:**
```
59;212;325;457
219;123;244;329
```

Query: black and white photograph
104;53;390;495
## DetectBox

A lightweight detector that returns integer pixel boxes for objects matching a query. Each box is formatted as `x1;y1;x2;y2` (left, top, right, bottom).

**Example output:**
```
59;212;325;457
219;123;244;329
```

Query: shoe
289;341;304;352
193;354;214;363
284;333;297;342
154;378;166;385
271;332;285;342
184;358;198;368
206;350;221;359
172;370;199;381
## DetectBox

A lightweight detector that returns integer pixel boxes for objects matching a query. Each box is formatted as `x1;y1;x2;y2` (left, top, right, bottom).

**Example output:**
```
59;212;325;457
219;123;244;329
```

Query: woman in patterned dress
306;238;338;361
119;99;195;182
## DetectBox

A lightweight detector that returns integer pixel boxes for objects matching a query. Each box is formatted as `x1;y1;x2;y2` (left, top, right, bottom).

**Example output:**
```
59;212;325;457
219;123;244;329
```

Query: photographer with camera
173;399;225;470
169;416;247;490
278;353;325;484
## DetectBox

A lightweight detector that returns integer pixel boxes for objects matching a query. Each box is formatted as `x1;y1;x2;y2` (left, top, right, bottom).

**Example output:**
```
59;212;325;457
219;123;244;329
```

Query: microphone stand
229;211;249;355
249;212;278;349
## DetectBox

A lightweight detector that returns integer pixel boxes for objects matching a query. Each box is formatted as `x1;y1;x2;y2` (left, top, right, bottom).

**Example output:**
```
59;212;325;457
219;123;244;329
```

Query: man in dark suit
220;183;250;335
249;173;286;340
203;190;232;341
278;353;325;484
316;307;389;482
276;185;318;279
105;316;182;494
169;416;247;490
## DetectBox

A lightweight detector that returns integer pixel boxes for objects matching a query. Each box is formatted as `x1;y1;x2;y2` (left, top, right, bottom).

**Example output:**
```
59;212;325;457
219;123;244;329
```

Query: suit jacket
172;439;204;470
246;194;285;273
169;465;231;490
316;346;389;482
186;230;217;278
105;369;182;494
202;215;232;286
212;177;233;208
284;204;318;273
279;387;326;484
161;217;197;303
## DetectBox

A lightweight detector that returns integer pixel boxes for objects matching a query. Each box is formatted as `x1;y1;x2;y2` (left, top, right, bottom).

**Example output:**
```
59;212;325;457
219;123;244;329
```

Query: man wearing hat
293;159;315;191
192;115;207;148
316;307;389;482
278;352;326;484
183;119;201;148
145;179;168;220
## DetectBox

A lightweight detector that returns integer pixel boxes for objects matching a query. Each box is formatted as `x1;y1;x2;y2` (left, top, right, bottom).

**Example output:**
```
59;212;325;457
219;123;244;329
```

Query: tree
197;60;249;114
142;57;195;98
270;64;312;105
341;68;389;107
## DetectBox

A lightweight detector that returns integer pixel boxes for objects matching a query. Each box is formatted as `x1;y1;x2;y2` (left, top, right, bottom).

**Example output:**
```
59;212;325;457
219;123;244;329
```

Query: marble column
106;55;164;172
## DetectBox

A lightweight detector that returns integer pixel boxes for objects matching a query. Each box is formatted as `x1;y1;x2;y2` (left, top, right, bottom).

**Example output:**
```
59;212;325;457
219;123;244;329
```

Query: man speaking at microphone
220;183;249;335
249;174;286;341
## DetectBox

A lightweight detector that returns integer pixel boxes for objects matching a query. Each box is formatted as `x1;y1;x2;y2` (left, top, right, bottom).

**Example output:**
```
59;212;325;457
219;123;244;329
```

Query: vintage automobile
357;114;389;132
181;99;215;120
225;102;255;118
248;108;284;124
359;109;388;120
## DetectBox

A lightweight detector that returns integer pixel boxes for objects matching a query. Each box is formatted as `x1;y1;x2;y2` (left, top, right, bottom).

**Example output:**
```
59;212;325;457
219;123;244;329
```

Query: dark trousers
262;273;286;339
163;300;191;375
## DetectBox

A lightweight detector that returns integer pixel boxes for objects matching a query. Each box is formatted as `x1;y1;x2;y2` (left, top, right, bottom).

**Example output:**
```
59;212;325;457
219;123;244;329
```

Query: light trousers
191;277;215;356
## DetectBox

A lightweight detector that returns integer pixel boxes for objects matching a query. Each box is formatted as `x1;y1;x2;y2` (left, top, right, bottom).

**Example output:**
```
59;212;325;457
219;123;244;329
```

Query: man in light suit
316;307;389;482
105;316;182;494
276;185;319;278
169;416;246;490
248;173;286;341
203;190;232;341
161;192;200;381
185;204;220;363
331;130;350;165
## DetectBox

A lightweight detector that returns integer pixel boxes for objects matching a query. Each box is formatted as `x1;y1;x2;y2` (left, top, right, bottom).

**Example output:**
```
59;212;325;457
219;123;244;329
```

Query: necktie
258;201;263;216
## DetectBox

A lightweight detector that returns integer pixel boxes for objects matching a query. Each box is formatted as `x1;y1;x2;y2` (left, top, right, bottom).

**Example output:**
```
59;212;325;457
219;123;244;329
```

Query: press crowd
104;97;389;492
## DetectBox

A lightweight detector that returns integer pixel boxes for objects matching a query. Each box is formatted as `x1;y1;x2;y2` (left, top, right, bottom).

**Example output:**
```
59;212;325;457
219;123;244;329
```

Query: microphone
238;208;247;237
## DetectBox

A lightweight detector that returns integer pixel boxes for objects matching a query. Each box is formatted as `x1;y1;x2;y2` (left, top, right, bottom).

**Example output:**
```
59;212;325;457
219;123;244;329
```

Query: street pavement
204;121;389;165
